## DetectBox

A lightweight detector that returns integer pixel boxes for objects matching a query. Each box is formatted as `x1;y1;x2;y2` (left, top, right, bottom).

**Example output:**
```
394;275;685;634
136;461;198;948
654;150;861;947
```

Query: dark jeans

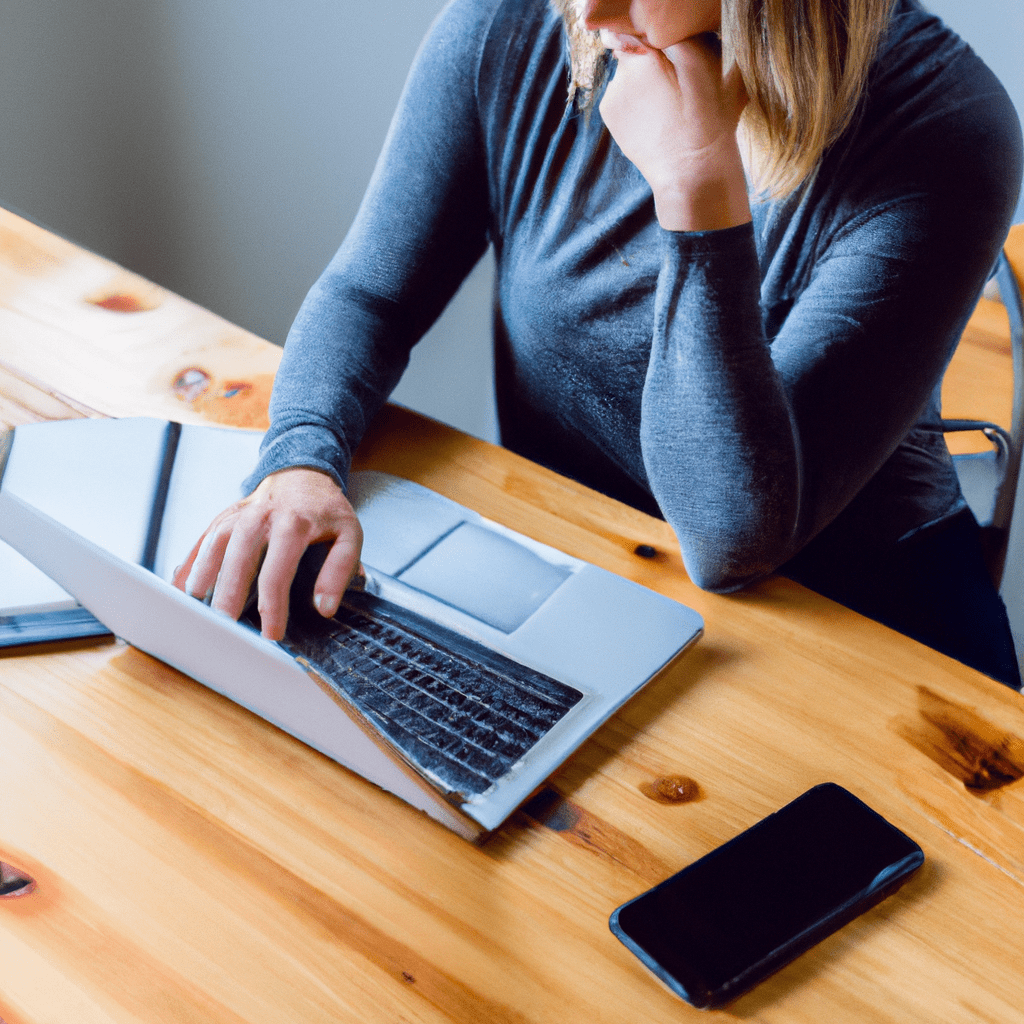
783;509;1022;690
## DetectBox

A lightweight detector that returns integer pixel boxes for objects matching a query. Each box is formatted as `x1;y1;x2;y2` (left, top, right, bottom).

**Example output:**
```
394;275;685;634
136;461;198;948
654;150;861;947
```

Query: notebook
0;417;703;839
0;537;111;646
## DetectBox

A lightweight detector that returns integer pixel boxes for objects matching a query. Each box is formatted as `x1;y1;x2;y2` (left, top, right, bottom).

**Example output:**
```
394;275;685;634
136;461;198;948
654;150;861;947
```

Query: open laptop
0;417;703;839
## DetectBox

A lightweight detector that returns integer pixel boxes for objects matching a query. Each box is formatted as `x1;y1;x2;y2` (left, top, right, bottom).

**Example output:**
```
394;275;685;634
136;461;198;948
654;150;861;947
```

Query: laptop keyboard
273;592;583;797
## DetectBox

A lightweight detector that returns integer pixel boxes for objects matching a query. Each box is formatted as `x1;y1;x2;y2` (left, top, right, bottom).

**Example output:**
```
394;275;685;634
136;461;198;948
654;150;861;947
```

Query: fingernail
314;593;337;617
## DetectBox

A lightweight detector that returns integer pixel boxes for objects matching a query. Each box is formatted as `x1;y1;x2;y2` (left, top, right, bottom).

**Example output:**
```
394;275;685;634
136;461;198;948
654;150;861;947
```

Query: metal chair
943;245;1024;586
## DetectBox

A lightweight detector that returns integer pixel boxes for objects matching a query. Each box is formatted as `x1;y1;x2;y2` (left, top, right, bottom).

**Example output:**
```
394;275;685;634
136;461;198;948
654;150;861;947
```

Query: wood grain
0;207;279;429
0;358;97;430
2;209;1024;1023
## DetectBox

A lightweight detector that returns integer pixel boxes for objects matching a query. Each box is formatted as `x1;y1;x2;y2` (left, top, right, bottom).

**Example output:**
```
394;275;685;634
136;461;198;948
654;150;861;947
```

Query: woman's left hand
598;33;751;232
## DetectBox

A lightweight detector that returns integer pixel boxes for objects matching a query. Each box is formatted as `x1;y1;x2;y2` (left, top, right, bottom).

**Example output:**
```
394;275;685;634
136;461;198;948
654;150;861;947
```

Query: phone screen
609;783;923;1007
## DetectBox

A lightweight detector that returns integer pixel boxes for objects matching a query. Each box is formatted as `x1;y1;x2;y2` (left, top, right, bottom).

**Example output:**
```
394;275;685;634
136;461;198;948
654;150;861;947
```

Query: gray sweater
246;0;1022;592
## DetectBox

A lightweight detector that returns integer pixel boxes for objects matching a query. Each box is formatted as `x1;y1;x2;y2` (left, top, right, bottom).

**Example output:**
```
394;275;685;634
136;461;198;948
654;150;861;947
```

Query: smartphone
609;783;924;1008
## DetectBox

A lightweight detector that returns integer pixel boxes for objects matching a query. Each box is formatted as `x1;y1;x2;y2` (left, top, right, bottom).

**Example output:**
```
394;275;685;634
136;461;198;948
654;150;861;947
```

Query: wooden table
2;207;1024;1023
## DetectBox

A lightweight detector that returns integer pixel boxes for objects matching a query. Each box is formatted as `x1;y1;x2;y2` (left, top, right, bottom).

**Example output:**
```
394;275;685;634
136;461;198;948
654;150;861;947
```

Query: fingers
209;512;268;622
659;37;744;117
312;528;364;619
253;509;363;641
172;535;204;591
186;524;237;603
250;519;310;641
722;58;749;115
599;29;652;55
173;466;364;642
662;31;722;66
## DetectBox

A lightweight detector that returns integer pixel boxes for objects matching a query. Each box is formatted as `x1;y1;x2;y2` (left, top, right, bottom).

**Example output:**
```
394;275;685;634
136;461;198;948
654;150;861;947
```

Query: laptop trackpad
397;522;571;633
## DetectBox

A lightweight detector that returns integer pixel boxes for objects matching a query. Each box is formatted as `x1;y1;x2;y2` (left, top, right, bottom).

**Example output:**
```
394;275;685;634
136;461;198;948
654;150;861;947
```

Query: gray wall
0;0;497;440
0;0;1020;446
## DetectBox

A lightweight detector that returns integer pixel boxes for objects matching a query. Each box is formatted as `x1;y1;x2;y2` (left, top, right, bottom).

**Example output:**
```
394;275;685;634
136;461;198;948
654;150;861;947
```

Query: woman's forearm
640;224;802;591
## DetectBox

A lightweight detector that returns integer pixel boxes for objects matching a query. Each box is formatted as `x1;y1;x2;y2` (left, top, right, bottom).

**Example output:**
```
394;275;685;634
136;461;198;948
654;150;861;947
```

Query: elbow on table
685;562;764;595
677;533;787;595
659;487;801;593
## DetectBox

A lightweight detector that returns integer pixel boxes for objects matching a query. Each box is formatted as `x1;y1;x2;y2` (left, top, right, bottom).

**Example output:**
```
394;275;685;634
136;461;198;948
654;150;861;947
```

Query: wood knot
639;775;701;804
173;366;212;403
896;686;1024;794
89;293;149;313
401;972;416;984
84;273;163;312
0;861;36;899
633;544;658;559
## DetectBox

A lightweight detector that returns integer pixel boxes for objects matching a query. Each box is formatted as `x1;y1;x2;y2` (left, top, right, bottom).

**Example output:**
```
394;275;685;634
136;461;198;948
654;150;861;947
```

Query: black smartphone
609;783;924;1008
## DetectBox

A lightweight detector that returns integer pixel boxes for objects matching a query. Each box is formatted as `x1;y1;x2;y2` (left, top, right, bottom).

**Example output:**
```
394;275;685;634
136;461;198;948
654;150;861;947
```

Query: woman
176;0;1023;685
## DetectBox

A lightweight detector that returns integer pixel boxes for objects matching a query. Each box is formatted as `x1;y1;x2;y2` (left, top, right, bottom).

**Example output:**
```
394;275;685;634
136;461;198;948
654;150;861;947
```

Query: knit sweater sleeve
243;0;495;494
642;131;1021;592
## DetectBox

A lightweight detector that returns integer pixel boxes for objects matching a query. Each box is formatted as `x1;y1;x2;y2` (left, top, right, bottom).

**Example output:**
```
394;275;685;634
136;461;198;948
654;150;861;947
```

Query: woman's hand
598;33;750;232
172;467;362;642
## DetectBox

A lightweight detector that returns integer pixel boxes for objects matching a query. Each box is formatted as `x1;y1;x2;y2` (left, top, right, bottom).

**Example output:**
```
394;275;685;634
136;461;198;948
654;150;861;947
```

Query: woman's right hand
598;33;750;232
171;466;363;642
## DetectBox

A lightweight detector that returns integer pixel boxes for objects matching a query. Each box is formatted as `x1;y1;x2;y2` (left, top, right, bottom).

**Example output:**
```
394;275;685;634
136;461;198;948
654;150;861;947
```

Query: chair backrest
996;230;1024;681
1001;425;1024;676
944;235;1024;585
990;246;1024;538
999;229;1024;684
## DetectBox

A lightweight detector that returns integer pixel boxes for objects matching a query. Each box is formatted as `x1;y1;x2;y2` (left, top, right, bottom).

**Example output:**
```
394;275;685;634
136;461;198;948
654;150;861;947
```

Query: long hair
554;0;897;198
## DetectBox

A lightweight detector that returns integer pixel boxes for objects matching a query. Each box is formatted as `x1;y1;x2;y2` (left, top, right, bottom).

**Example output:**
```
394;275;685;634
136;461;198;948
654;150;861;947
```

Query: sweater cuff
240;423;351;496
659;219;756;258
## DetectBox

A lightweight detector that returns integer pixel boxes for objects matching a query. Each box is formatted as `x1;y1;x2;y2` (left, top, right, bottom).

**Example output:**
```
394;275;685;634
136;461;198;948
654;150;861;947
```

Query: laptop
0;417;703;839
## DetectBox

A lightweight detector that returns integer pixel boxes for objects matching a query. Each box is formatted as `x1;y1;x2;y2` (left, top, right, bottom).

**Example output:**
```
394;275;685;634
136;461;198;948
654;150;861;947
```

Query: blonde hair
554;0;897;198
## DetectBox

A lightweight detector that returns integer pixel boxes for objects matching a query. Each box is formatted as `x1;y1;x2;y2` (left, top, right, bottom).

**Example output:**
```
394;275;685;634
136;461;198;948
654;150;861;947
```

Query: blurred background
0;0;1020;445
